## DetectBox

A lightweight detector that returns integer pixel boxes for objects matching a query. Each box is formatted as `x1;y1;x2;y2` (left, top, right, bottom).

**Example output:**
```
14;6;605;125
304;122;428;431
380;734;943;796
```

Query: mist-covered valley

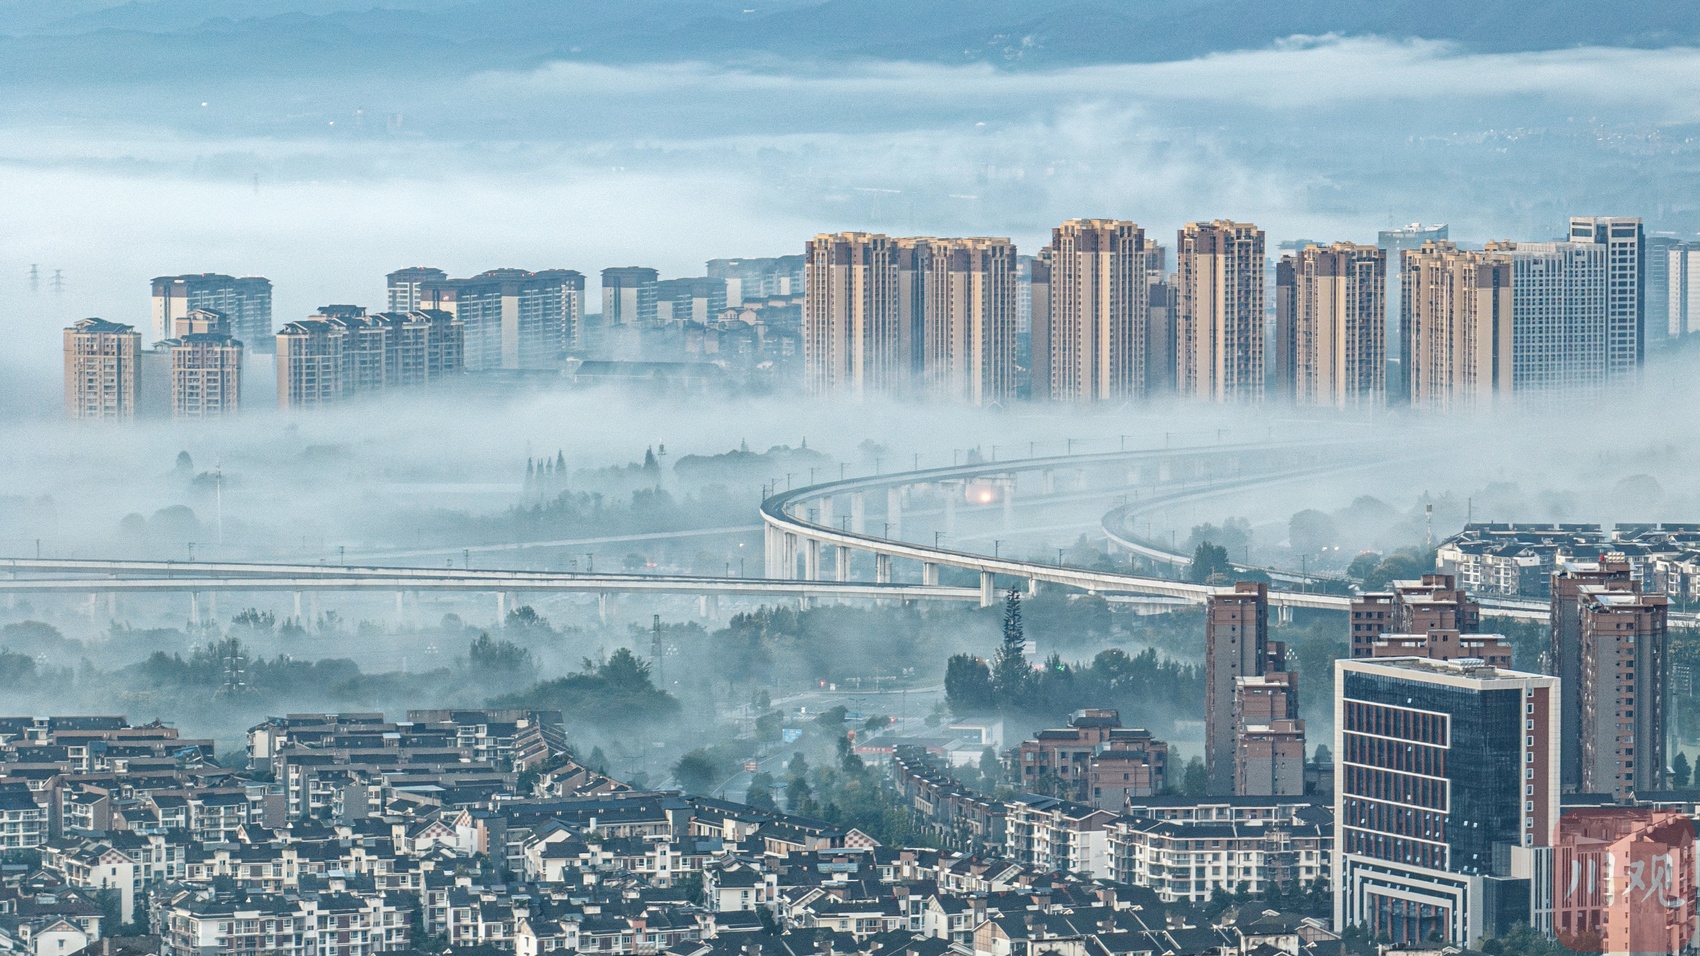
4;0;1700;837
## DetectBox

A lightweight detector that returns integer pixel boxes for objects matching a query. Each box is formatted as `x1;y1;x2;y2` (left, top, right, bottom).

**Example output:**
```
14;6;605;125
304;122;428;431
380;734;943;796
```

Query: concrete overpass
4;438;1580;624
758;440;1380;612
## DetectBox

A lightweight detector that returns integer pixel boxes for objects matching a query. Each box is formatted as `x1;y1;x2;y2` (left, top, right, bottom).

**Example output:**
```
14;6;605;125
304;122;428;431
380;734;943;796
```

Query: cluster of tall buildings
64;274;271;420
386;267;583;371
64;309;246;420
1202;583;1305;797
804;215;1690;408
803;221;1274;406
1184;569;1676;949
276;306;465;408
803;233;1018;404
63;217;1699;418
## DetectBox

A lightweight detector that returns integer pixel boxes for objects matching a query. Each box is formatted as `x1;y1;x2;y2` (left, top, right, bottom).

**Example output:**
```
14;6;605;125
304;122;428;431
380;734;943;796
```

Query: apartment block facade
63;318;142;420
1567;216;1643;377
165;309;243;418
1274;243;1386;407
1205;582;1268;794
151;274;273;352
1030;219;1150;402
1176;221;1265;402
1577;588;1668;799
277;309;465;408
1401;241;1513;411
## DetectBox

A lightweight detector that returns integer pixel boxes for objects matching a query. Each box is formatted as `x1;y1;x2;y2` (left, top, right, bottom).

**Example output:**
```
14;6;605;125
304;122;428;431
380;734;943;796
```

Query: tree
175;451;193;473
673;749;722;794
990;589;1036;711
1346;551;1381;583
504;605;552;635
1288;509;1338;554
1676;751;1692;788
745;772;777;811
643;448;660;473
1362;547;1436;591
468;633;535;680
787;753;816;816
1186;541;1232;583
231;608;276;633
754;710;785;741
944;654;995;714
978;747;1004;789
1181;756;1209;795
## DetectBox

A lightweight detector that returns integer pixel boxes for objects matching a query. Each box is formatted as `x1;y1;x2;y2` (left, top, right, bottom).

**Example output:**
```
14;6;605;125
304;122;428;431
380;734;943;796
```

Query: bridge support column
208;592;217;624
189;592;200;627
598;592;609;624
1278;603;1292;625
804;540;820;581
1027;577;1038;596
819;496;835;530
922;563;938;586
836;546;851;582
764;525;780;577
886;487;902;539
1042;469;1055;494
979;571;995;608
497;591;507;623
875;554;892;584
698;594;710;618
850;493;866;534
783;533;799;579
293;591;303;622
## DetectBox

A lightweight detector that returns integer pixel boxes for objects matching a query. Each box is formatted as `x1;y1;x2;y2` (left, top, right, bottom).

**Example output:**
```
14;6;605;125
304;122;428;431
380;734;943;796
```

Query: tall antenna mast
651;614;664;686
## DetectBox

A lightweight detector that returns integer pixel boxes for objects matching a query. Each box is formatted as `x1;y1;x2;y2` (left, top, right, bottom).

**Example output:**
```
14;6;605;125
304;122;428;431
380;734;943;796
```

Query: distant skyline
3;6;1700;409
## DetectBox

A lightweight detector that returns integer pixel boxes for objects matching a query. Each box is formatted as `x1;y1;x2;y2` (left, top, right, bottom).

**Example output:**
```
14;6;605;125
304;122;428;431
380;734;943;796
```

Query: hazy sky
3;32;1699;405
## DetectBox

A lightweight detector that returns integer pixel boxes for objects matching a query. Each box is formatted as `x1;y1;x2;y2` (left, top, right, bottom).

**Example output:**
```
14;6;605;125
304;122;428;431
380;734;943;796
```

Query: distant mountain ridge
0;0;1694;83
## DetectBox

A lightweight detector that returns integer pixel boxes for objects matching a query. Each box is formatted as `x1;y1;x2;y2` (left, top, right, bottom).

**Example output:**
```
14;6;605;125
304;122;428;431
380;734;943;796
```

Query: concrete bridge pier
850;493;866;534
764;525;781;577
1027;577;1038;596
922;563;938;586
189;592;201;627
804;540;820;581
598;592;609;624
836;546;852;582
819;496;835;530
979;571;996;608
875;554;892;584
496;591;507;623
1001;481;1014;530
293;591;303;622
1042;470;1055;494
886;487;903;539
